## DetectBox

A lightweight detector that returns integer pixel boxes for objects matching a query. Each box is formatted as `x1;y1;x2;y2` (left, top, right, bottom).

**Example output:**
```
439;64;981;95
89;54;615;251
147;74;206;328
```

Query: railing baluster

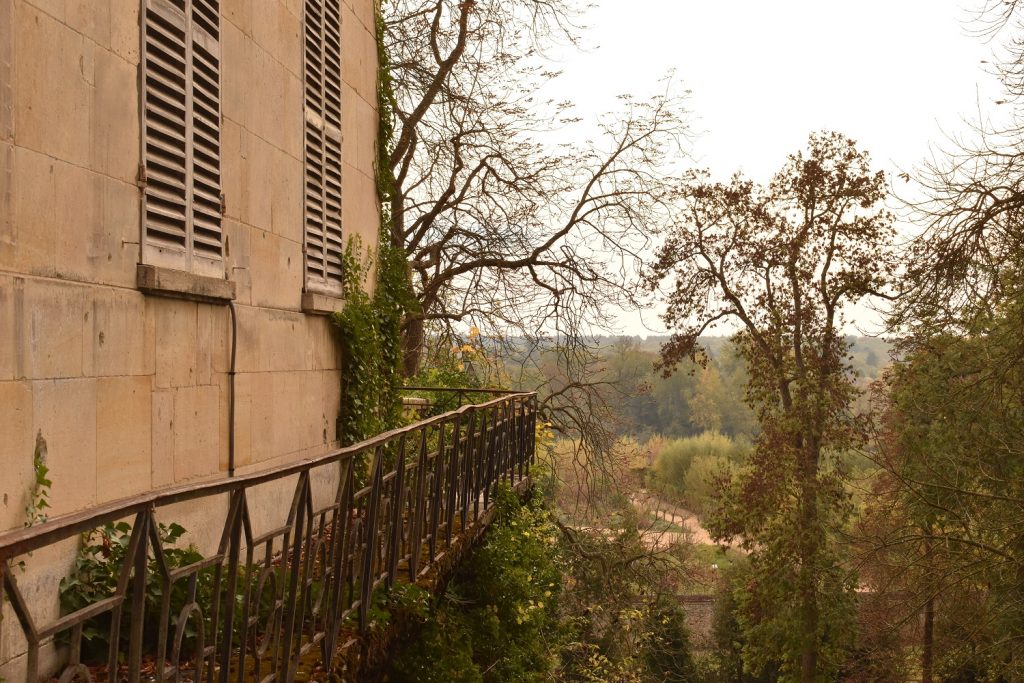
324;456;353;662
126;508;150;681
360;445;385;632
386;434;408;589
474;409;489;519
461;411;477;529
279;471;311;680
446;415;462;546
217;490;244;683
409;427;429;579
429;419;448;560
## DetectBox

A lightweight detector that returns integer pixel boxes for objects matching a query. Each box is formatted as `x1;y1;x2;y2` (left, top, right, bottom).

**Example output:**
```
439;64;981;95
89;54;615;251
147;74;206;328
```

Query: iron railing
0;391;537;682
402;386;524;402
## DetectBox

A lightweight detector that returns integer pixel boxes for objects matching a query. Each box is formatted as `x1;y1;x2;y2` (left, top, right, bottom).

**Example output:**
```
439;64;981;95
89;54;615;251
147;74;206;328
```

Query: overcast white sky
540;0;1005;336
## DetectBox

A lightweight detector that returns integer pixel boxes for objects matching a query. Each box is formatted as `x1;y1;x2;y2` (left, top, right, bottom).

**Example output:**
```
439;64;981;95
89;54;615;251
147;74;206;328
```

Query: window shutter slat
303;0;344;290
143;0;189;254
190;5;222;260
191;0;219;41
142;0;222;270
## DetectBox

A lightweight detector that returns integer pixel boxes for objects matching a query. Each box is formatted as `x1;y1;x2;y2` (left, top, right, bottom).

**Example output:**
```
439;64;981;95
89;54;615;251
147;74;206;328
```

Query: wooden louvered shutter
303;0;344;293
188;0;223;269
141;0;223;278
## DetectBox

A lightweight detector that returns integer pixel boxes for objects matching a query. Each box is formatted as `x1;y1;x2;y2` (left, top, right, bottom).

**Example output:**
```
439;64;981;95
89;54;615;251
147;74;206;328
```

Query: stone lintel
137;264;236;304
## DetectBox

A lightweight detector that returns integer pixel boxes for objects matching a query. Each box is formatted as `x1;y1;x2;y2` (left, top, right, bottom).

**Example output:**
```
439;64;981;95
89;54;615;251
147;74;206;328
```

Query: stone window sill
301;291;346;316
137;264;236;304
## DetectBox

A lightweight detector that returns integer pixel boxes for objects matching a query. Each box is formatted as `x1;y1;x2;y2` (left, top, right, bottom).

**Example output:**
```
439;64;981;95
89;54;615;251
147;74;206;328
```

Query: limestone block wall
0;0;381;675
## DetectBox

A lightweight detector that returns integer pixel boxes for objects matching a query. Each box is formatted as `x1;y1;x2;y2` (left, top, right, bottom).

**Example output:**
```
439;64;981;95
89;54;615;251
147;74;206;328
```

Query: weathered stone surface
0;276;18;381
229;372;253;469
323;369;342;445
249;229;303;310
90;47;139;184
221;19;252;129
3;145;57;277
246;371;276;463
32;378;98;516
108;0;140;63
341;82;377;177
220;118;244;222
151;389;175;489
252;0;301;76
341;163;380;291
341;1;378;109
65;0;111;48
233;305;309;373
55;164;138;289
13;4;93;166
356;0;377;35
152;299;198;389
0;380;33;532
302;292;345;318
20;278;86;380
197;303;230;382
269;145;304;242
223;217;253;306
172;384;220;482
96;375;153;501
83;288;153;378
222;0;255;38
309;315;341;370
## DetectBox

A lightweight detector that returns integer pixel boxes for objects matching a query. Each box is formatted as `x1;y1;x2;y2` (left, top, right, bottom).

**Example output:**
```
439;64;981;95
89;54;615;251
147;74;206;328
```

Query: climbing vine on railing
331;3;417;446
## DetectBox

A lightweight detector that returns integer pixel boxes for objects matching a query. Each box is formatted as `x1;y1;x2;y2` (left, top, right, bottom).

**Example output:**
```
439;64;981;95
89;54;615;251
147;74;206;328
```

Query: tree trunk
922;594;934;683
401;316;425;378
799;439;821;683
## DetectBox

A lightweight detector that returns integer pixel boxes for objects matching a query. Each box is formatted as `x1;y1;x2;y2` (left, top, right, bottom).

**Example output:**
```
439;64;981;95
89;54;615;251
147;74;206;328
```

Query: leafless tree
893;0;1024;334
381;0;690;482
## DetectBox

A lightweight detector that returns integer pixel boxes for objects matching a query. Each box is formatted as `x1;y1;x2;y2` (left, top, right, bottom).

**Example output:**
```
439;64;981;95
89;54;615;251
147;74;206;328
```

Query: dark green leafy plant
333;237;404;446
387;485;564;682
59;521;210;663
330;5;416;448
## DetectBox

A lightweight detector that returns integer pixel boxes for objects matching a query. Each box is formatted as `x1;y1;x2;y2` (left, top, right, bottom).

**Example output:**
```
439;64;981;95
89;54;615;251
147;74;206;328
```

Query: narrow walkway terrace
0;390;537;682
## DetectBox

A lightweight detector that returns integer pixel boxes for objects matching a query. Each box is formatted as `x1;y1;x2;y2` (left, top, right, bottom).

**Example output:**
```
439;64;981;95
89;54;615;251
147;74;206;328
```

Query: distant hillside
593;335;894;381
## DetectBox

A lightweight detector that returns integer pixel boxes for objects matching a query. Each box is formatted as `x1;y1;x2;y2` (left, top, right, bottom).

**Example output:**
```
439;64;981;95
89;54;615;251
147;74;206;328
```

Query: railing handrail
0;390;536;562
400;386;524;395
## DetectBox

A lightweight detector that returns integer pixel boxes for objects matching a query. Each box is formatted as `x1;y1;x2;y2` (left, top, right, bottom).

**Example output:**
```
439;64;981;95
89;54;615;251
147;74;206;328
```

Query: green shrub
683;454;733;515
59;522;210;663
652;432;749;504
387;485;563;682
708;560;779;683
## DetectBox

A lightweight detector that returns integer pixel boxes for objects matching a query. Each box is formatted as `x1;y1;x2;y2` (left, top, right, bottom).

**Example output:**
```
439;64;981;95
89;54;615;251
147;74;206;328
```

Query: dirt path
630;491;715;546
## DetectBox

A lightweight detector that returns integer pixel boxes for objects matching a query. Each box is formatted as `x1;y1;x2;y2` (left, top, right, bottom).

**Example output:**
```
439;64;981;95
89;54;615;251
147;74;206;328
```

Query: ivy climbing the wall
330;4;416;446
332;238;406;445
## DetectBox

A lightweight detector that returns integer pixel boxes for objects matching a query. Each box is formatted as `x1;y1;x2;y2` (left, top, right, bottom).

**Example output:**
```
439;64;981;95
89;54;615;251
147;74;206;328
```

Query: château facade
0;0;381;676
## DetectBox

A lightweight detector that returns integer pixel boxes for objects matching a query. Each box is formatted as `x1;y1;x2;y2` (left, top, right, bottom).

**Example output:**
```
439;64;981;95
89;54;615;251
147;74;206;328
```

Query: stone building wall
0;0;380;675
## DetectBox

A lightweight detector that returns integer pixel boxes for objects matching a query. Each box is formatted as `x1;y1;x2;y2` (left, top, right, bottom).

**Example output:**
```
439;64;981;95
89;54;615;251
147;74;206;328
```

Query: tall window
303;0;344;293
141;0;223;278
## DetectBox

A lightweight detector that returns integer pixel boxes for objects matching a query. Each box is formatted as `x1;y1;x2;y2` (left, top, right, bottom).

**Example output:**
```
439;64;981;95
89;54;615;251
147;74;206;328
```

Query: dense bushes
387;485;564;681
650;432;749;513
387;482;698;682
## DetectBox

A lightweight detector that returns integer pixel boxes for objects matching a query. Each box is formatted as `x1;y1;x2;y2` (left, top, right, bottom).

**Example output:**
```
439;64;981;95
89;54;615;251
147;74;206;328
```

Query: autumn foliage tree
647;132;896;681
